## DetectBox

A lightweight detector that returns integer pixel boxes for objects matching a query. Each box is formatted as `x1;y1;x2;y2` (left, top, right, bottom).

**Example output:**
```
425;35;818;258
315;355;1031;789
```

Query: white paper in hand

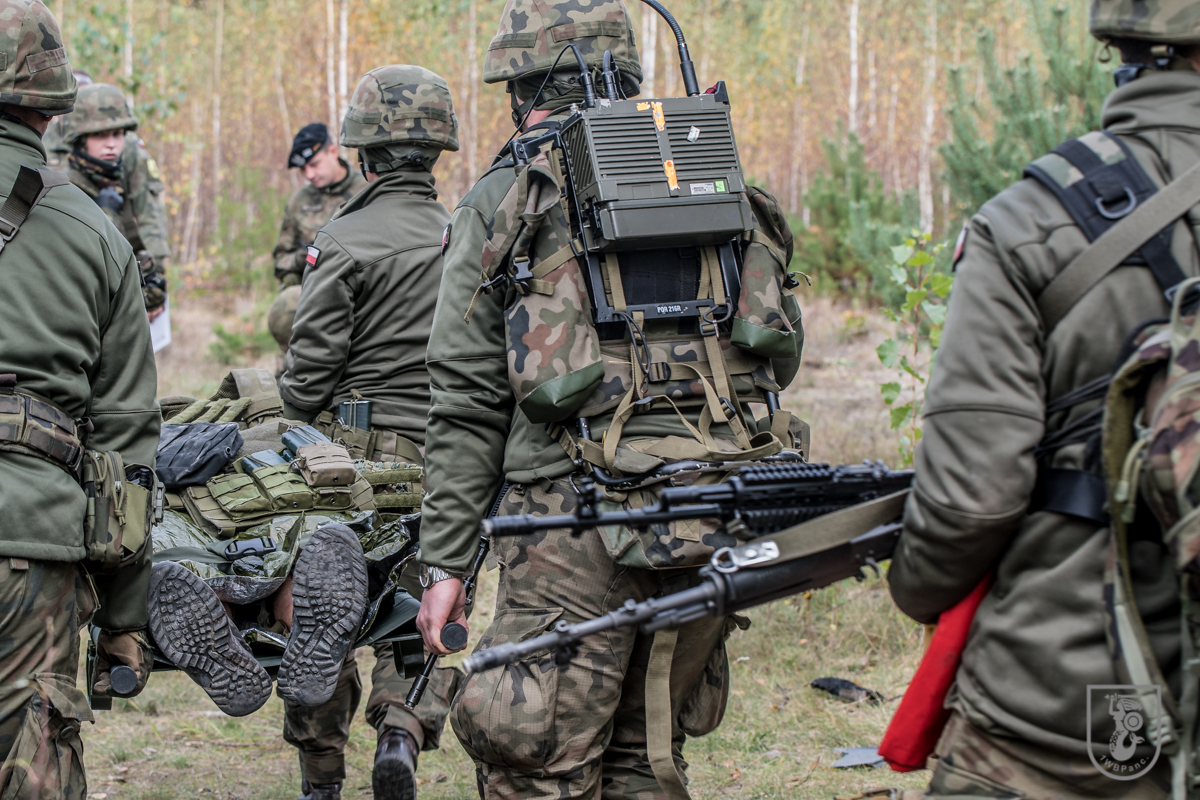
150;300;172;353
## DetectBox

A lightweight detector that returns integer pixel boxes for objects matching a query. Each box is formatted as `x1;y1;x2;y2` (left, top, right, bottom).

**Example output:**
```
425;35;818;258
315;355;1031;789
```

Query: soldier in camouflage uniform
0;3;160;798
42;68;90;166
415;2;803;797
278;66;461;800
59;82;170;319
268;123;366;356
886;2;1200;798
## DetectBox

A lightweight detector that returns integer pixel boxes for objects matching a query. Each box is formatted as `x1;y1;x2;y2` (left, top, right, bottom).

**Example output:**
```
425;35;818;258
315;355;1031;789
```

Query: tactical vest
472;139;804;475
165;369;285;428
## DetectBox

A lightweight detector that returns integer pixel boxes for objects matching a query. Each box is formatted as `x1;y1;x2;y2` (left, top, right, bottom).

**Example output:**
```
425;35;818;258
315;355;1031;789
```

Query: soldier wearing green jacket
268;123;367;356
887;3;1200;798
414;1;805;797
59;82;170;319
278;66;460;800
0;3;160;797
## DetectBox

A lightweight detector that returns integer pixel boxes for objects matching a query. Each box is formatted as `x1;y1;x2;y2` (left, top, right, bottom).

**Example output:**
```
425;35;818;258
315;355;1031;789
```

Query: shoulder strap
0;165;68;256
1038;157;1200;332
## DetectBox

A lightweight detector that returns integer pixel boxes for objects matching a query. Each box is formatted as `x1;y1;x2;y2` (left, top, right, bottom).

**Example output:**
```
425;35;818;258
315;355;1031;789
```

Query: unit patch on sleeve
306;246;321;268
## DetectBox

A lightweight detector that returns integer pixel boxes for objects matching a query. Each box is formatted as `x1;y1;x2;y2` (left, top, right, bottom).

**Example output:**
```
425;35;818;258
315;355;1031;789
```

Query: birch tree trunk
274;54;299;189
847;0;859;136
465;0;478;182
917;0;937;232
337;0;349;127
325;0;337;135
124;0;134;92
867;48;877;133
789;22;810;217
887;76;900;198
181;98;204;264
641;7;658;97
210;0;223;237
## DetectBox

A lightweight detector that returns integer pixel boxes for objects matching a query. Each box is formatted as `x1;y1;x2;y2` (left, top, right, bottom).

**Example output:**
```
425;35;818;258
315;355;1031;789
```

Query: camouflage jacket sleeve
88;248;162;633
887;211;1044;624
126;142;170;261
419;193;515;576
278;231;353;414
272;192;309;287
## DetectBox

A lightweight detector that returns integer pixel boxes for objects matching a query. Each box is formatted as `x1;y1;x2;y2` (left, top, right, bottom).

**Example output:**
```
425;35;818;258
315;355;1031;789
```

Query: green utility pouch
294;442;357;487
207;472;273;518
81;450;159;572
250;463;314;513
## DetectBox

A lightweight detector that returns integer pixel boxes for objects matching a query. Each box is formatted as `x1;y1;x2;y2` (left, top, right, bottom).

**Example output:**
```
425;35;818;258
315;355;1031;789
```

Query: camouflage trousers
902;711;1170;799
282;564;462;785
0;558;96;800
453;481;731;800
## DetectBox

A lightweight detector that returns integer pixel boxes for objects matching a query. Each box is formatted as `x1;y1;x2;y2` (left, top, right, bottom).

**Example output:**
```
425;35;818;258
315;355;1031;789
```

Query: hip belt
0;373;85;472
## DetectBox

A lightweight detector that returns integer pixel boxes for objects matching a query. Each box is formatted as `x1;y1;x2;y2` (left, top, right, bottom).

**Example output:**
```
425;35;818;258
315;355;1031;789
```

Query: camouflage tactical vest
471;140;803;474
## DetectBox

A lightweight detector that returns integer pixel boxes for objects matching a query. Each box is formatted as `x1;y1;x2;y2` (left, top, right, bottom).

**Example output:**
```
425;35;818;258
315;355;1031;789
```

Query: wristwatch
419;563;457;588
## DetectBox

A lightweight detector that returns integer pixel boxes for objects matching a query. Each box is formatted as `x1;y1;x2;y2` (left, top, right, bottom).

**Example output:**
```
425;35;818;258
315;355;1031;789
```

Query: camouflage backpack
469;145;804;475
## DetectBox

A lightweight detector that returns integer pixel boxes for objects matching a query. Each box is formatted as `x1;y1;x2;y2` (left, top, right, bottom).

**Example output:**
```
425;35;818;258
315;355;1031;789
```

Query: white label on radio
690;182;716;195
687;125;701;142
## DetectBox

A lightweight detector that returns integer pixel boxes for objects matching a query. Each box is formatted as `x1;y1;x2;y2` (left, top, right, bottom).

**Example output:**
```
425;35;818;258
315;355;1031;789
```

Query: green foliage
209;321;276;366
942;2;1113;216
793;132;919;303
209;165;289;290
877;233;951;467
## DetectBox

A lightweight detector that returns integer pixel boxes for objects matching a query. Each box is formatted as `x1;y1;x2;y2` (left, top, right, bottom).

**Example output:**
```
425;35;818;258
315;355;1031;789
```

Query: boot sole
372;753;416;800
276;524;368;706
148;561;273;717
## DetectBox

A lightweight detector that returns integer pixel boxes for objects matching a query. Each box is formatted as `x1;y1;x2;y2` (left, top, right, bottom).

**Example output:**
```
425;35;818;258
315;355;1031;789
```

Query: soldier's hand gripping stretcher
461;461;912;675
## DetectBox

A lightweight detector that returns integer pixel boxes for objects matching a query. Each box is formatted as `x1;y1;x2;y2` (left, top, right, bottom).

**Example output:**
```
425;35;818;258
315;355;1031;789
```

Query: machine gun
482;461;911;540
466;462;911;675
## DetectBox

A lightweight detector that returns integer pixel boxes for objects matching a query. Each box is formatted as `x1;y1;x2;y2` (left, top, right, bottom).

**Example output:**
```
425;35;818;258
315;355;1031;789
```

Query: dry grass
81;290;930;800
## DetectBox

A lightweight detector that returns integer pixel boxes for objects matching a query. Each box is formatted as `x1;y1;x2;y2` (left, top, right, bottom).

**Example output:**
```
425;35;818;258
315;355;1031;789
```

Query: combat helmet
483;0;643;87
341;65;459;152
62;83;136;147
0;0;76;115
1090;0;1200;44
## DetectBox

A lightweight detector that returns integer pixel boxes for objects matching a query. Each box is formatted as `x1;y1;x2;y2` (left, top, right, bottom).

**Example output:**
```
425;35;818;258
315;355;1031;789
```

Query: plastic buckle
710;541;780;574
224;536;277;560
719;397;738;420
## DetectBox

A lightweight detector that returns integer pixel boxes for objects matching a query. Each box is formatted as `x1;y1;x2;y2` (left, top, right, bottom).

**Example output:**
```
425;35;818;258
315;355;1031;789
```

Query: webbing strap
604;253;627;313
1038;158;1200;333
646;628;690;800
741;490;909;568
0;165;67;256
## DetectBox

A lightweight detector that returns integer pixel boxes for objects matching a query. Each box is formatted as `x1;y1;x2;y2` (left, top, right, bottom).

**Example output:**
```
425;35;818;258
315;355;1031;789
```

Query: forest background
54;0;1112;304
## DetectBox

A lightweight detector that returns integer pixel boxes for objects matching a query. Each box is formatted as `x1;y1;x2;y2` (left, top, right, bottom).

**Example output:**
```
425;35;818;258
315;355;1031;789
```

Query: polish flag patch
306;246;321;267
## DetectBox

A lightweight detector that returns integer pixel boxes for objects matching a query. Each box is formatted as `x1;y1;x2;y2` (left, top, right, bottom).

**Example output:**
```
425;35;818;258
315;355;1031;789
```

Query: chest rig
472;52;802;480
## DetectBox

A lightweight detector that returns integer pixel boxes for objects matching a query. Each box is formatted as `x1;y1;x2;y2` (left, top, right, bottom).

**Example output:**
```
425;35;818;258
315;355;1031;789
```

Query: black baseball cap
288;122;331;168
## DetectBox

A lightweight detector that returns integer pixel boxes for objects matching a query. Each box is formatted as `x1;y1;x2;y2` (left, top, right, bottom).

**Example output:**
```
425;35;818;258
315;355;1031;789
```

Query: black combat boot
372;727;418;800
147;561;273;717
298;779;342;800
276;523;369;706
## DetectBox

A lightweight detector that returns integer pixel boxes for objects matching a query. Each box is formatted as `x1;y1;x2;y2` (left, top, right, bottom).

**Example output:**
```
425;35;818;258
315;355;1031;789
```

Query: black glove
96;186;124;213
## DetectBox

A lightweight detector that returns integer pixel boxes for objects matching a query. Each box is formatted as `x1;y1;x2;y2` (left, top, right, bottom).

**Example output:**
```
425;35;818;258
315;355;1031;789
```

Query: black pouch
155;422;244;490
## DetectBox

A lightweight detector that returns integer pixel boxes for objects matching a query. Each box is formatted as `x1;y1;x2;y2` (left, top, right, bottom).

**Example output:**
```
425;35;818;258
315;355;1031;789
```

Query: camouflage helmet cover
1090;0;1200;44
62;82;137;145
0;0;75;115
483;0;643;85
340;64;460;151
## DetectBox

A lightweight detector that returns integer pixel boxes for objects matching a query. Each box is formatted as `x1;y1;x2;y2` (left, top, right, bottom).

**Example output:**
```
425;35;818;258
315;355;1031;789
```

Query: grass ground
84;291;931;800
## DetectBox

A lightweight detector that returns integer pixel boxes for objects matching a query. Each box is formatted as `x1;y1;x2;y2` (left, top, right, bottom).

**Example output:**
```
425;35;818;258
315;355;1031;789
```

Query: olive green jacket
419;127;800;576
0;120;160;632
279;168;448;443
271;161;366;287
888;71;1200;755
65;133;171;310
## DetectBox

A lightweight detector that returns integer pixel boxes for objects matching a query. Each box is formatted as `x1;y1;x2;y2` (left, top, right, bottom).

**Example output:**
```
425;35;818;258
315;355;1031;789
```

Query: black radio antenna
639;0;700;96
